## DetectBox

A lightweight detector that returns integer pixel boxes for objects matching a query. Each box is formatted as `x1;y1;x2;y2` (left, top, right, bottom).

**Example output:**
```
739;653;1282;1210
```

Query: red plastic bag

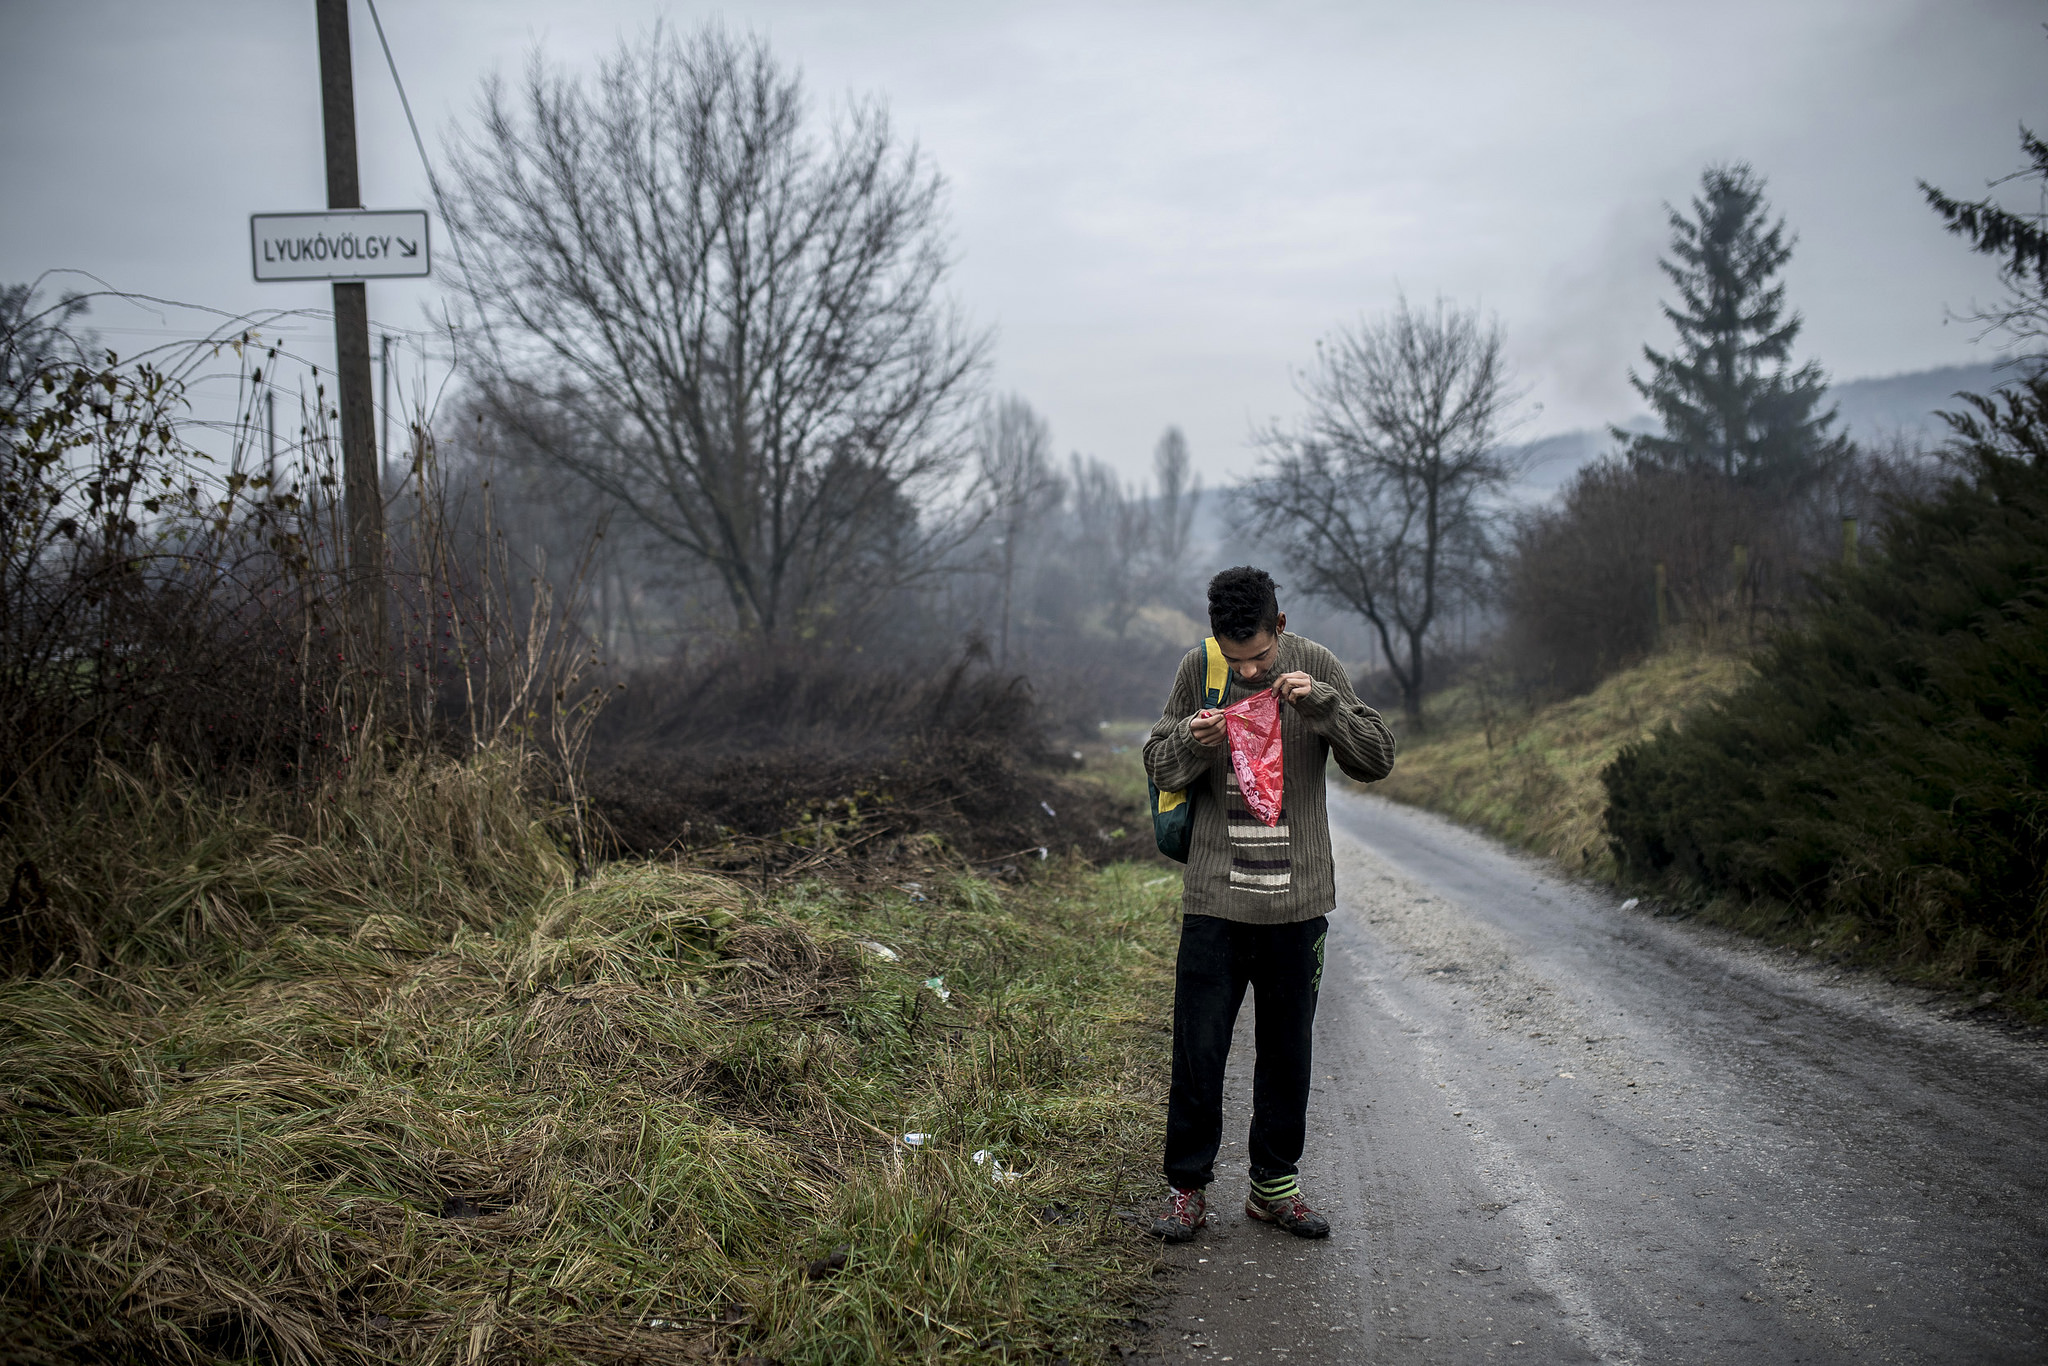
1220;688;1284;825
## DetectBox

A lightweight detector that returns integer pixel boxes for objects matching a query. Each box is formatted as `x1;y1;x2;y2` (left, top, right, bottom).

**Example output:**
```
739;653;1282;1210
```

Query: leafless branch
443;24;989;639
1242;296;1524;721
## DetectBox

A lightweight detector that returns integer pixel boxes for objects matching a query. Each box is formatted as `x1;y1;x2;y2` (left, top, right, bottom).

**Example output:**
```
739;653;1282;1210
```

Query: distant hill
1506;424;1637;497
1828;362;2012;443
1200;360;2025;541
1172;360;2032;673
1505;360;2026;500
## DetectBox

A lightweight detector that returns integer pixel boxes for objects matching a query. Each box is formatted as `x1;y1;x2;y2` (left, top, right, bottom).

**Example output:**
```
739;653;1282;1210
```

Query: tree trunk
997;533;1016;669
1402;625;1427;727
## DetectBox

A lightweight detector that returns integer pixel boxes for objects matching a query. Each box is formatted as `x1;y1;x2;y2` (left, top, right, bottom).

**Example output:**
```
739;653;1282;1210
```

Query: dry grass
1371;650;1752;876
0;756;1184;1364
3;751;558;975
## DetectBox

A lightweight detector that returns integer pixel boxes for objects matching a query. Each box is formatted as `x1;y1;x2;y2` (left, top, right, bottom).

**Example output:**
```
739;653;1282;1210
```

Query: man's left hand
1273;671;1315;705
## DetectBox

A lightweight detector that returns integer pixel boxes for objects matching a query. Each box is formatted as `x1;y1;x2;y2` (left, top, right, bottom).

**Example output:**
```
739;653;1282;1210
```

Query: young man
1142;566;1397;1241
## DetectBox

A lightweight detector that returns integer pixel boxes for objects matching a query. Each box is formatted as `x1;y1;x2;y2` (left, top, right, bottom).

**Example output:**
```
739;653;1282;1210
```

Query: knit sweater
1142;633;1397;925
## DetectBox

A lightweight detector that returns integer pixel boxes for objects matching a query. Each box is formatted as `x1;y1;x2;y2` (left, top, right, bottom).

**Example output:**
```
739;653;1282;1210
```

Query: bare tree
1147;425;1202;605
976;395;1063;667
1067;453;1156;640
1243;297;1523;723
443;24;986;639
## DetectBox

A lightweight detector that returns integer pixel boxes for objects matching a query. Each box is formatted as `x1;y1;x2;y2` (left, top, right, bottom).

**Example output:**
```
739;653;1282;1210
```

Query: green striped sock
1251;1173;1299;1201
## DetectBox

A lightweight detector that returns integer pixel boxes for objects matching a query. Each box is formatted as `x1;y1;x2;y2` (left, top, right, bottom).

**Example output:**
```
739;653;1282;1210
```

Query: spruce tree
1920;126;2048;362
1619;163;1846;490
1601;369;2048;992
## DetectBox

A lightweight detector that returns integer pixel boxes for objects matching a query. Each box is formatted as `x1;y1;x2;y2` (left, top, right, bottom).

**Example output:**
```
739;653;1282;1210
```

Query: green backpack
1149;637;1228;863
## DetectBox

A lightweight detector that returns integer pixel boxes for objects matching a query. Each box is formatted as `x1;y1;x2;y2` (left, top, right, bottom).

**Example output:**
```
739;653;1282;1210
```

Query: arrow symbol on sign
397;239;418;258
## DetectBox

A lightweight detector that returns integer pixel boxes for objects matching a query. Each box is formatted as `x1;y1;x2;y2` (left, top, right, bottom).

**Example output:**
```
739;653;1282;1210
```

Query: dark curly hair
1207;566;1280;643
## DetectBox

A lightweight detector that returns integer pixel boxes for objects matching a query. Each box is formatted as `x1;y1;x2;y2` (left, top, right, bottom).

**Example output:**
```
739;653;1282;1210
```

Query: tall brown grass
0;753;1181;1364
1370;648;1751;876
1;298;1181;1364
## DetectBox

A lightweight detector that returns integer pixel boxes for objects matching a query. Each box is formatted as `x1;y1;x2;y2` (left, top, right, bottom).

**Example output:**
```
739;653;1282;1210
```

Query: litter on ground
973;1149;1024;1184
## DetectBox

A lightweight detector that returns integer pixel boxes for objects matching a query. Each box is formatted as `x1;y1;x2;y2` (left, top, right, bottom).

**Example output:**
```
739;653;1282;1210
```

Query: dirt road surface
1132;790;2048;1365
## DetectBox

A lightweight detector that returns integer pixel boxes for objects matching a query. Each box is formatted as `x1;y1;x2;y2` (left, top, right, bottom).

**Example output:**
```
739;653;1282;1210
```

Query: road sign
250;208;429;282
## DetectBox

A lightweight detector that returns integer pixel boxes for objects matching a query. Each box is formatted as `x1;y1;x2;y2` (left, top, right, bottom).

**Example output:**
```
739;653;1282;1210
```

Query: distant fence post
1732;542;1750;644
1842;516;1859;569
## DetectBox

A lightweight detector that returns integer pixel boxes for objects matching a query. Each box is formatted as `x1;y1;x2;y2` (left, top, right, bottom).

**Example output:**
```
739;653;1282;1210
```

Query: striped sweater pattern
1143;633;1397;925
1225;766;1291;896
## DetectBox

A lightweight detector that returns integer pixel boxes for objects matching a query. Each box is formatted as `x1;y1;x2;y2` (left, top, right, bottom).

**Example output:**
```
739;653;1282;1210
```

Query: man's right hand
1189;709;1227;748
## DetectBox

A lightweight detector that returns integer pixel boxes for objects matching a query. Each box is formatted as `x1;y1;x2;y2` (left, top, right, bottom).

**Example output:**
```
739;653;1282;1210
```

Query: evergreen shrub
1602;373;2048;991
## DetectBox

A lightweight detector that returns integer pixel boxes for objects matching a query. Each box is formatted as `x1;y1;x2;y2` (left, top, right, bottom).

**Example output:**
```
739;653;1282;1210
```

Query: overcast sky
2;0;2042;483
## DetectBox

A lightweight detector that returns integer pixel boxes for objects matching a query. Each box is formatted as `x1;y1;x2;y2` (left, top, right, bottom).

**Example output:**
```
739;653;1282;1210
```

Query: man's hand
1189;709;1227;747
1273;671;1315;705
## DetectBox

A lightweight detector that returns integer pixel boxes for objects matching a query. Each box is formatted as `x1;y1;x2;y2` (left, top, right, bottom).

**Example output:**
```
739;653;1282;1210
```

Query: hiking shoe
1149;1186;1209;1242
1246;1189;1331;1239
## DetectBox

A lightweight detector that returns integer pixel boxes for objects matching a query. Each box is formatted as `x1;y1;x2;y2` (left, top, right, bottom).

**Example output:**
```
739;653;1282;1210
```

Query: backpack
1148;636;1228;863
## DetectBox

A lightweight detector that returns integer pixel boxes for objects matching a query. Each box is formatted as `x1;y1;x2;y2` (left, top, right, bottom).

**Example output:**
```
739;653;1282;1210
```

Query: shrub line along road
1138;790;2048;1365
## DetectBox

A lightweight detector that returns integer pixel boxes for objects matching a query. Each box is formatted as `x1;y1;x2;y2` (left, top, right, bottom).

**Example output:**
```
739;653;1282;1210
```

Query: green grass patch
1072;723;1156;817
0;757;1184;1363
1370;650;1751;876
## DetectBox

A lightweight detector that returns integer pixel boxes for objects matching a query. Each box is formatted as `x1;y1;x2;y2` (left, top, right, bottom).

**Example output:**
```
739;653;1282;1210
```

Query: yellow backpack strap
1202;636;1226;707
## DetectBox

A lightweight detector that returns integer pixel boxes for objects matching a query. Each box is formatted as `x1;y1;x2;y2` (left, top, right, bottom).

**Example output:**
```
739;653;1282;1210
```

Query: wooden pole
379;331;393;485
315;0;387;658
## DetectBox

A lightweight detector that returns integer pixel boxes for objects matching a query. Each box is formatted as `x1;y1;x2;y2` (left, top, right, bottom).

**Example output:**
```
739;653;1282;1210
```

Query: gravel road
1134;789;2048;1365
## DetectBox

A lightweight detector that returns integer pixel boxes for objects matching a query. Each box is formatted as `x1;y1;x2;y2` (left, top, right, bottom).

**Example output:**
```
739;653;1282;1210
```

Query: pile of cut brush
586;647;1150;878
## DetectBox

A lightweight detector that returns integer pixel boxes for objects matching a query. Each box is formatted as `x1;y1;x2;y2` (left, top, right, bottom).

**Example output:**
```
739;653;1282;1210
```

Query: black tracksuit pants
1162;912;1328;1191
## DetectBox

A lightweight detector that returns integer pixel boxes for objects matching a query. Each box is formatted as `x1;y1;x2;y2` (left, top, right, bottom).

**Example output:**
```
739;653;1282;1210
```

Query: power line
361;0;443;218
360;0;498;360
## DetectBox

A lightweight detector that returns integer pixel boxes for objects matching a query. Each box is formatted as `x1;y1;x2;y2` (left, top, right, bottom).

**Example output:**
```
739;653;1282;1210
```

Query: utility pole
315;0;387;656
379;331;393;483
264;389;278;488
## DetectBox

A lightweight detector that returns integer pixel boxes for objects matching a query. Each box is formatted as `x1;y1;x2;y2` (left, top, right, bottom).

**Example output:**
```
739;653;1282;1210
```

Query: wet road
1138;790;2048;1365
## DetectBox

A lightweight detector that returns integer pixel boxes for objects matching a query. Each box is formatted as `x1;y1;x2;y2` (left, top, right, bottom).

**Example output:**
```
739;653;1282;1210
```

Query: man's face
1218;615;1285;688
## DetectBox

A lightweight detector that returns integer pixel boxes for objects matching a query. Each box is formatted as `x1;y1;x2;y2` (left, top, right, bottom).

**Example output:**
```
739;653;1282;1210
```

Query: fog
3;0;2044;732
2;0;2042;486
